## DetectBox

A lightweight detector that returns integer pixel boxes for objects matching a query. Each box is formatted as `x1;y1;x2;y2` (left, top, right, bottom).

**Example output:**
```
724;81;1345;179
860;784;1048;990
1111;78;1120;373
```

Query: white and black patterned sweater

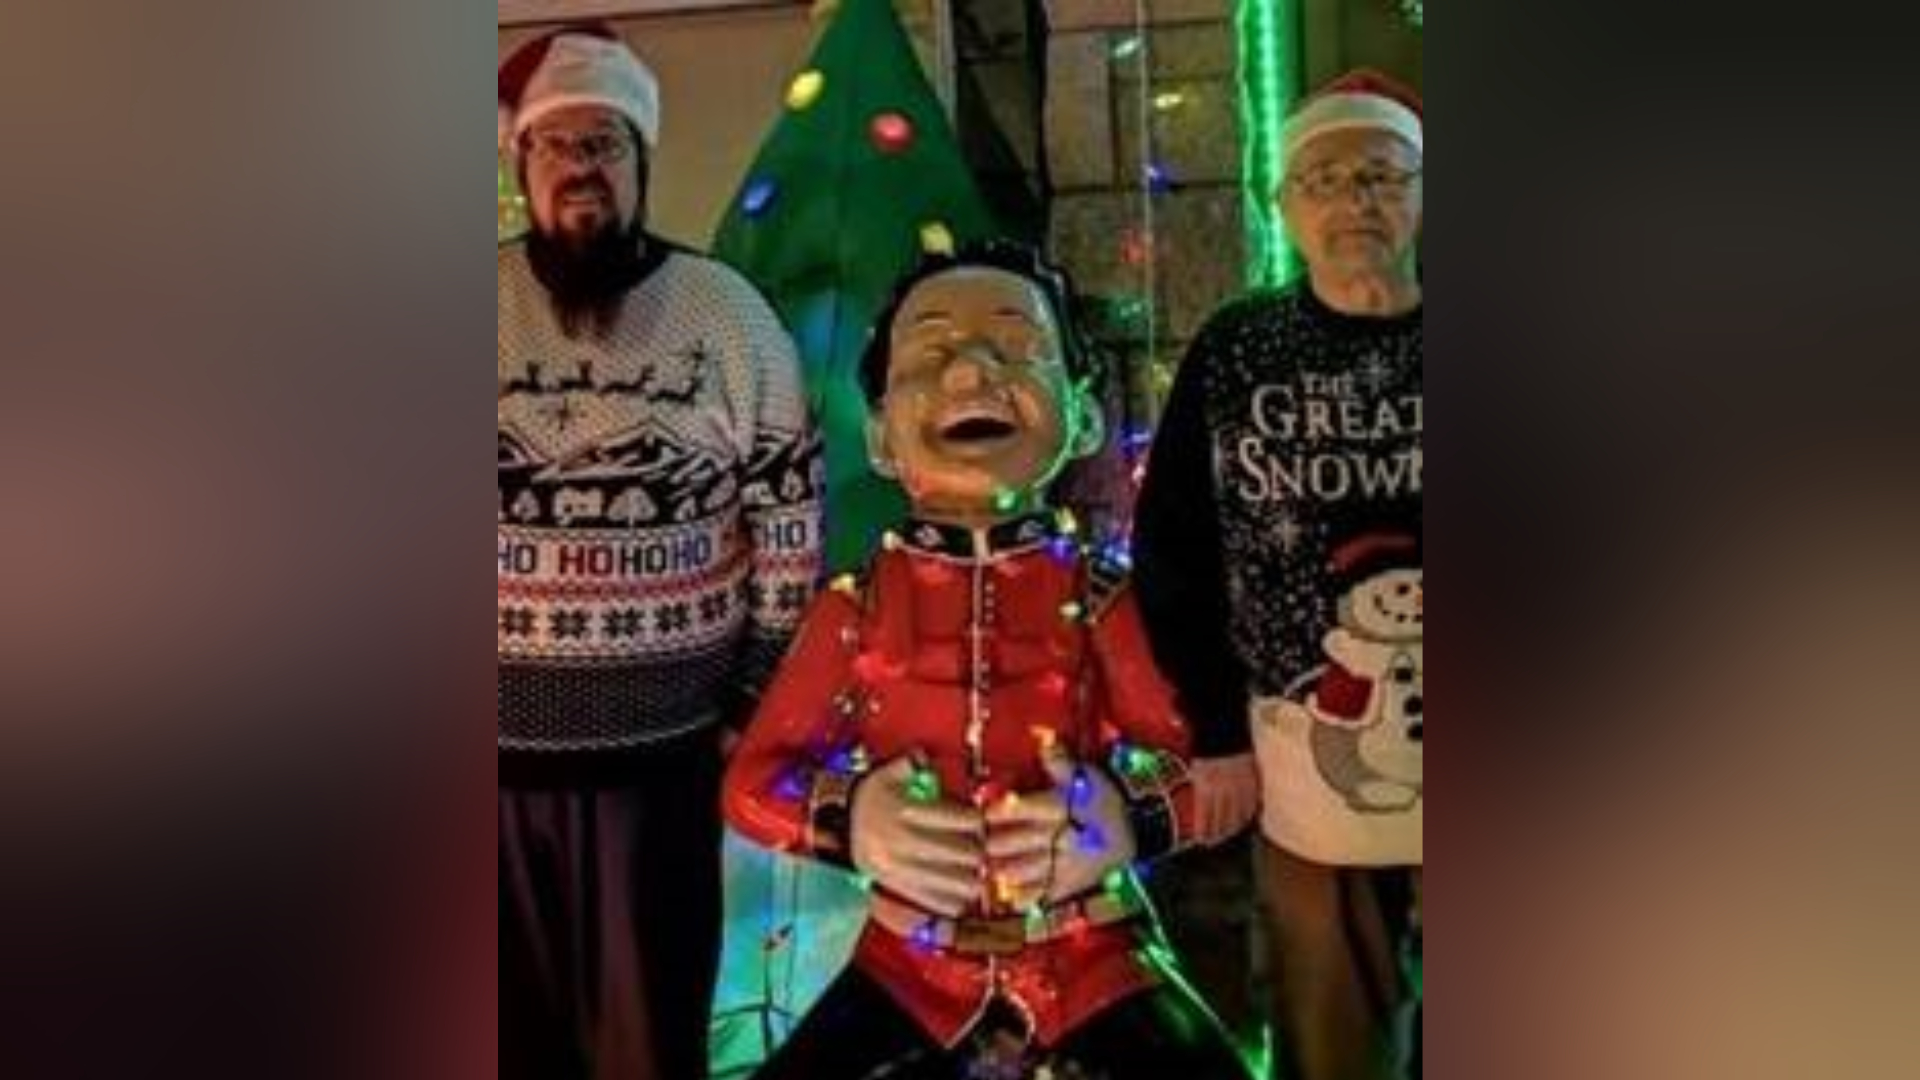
1133;285;1423;755
498;239;822;782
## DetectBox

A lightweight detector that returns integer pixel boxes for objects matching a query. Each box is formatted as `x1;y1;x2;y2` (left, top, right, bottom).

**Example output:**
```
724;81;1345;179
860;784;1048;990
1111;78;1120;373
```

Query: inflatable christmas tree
713;0;997;572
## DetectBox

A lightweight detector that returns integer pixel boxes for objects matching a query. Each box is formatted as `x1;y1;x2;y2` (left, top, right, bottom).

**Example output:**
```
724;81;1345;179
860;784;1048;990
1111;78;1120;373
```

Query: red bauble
869;112;915;154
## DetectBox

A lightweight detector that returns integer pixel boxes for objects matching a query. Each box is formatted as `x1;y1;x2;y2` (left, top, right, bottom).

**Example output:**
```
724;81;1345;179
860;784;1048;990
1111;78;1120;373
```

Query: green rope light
1235;0;1302;288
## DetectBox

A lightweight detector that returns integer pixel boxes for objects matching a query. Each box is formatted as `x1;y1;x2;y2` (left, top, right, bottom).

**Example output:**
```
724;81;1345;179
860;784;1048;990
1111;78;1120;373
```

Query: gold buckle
949;916;1029;956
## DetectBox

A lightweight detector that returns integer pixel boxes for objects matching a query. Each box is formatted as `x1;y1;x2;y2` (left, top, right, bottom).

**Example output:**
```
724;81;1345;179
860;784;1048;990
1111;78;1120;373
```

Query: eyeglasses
519;128;637;169
1285;164;1422;203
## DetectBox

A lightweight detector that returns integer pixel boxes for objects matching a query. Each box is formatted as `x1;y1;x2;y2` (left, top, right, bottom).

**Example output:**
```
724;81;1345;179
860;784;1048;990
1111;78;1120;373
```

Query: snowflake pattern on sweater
1133;285;1421;862
1198;290;1421;697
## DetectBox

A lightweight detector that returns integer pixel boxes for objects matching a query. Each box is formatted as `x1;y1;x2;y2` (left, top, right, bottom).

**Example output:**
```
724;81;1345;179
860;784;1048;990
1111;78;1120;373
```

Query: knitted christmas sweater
498;239;822;779
1132;285;1422;752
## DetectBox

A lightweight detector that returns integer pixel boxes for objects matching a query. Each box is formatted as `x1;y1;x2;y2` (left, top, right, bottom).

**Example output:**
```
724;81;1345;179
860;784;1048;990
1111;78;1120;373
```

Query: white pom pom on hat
1283;68;1423;159
499;24;661;151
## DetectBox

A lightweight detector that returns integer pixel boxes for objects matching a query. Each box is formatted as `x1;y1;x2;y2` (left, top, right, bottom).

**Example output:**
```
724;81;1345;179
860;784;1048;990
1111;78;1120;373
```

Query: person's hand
1190;753;1260;845
983;745;1135;910
850;756;984;916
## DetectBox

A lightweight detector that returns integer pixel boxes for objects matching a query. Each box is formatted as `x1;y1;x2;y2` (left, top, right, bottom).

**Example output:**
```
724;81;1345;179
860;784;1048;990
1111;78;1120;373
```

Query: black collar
894;510;1071;560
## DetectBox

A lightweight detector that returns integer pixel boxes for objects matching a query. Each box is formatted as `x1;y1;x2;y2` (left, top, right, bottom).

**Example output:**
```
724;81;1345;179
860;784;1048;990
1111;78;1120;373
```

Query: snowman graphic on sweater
1305;532;1423;813
1254;528;1423;867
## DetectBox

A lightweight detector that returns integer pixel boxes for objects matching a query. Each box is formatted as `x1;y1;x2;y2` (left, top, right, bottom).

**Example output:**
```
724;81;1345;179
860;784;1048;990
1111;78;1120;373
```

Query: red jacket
724;512;1200;1047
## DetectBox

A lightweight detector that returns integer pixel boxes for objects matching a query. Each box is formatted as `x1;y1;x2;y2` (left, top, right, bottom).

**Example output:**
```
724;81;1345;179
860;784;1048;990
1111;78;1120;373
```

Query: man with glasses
1132;69;1424;1079
497;25;822;1079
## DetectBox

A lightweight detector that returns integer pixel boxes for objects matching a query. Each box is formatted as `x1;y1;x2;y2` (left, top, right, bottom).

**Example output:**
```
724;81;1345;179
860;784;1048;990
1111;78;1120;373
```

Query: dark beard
525;212;649;341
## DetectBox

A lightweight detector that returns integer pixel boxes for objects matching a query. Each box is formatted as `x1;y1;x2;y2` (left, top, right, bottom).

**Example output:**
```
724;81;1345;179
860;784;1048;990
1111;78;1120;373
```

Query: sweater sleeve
728;278;826;728
1130;321;1253;757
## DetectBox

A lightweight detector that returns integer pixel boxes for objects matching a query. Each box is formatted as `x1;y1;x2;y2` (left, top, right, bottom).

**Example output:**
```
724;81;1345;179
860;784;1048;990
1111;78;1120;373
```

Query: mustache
557;179;613;202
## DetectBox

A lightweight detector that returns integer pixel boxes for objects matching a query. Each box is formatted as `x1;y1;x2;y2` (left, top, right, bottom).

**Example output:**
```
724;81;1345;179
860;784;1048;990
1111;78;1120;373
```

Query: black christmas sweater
1132;285;1422;756
498;238;823;779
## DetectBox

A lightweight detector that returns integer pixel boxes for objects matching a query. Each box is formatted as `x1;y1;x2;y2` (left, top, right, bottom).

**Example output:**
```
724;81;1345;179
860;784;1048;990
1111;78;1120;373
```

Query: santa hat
1283;68;1423;159
1328;530;1421;591
498;24;660;152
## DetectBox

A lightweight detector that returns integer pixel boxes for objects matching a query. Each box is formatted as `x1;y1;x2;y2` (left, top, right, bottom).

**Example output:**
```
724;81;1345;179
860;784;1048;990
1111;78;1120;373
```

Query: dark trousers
1146;833;1264;1049
752;964;1253;1080
500;731;724;1080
